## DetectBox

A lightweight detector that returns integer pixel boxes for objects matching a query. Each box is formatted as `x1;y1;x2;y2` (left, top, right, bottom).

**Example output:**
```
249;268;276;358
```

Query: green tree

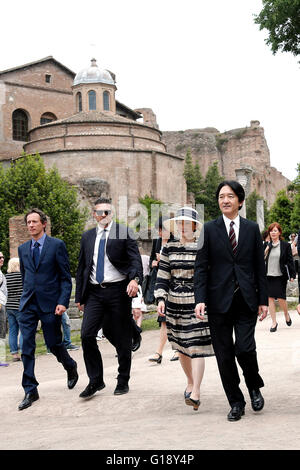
246;190;269;225
184;148;196;193
290;163;300;232
267;189;294;239
195;161;223;221
138;194;163;229
0;153;88;275
254;0;300;57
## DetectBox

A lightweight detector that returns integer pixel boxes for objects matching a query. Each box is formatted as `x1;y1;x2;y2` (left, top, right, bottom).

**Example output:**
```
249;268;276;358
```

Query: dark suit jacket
18;235;72;312
75;222;143;304
265;240;296;280
194;216;268;313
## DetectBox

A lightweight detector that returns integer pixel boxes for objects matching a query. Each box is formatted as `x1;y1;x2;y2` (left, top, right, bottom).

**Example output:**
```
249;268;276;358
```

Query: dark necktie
33;241;40;267
96;230;107;284
229;221;237;255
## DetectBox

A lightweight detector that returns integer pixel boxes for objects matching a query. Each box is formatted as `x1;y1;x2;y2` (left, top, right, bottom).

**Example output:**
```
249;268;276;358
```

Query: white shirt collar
222;214;240;235
97;220;113;235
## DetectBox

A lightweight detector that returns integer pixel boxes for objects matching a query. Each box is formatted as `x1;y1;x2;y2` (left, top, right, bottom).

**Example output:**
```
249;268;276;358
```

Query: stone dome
73;58;115;86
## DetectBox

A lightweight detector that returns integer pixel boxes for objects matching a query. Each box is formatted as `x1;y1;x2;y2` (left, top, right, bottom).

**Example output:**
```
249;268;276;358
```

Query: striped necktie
96;229;107;284
229;221;237;255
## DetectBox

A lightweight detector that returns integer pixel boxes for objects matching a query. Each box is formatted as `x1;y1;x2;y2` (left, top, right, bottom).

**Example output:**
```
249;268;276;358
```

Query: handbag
143;268;157;305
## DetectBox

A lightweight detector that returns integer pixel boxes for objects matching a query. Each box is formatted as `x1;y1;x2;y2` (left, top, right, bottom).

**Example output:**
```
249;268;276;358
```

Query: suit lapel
235;216;247;257
37;235;50;268
88;228;97;263
215;216;234;258
26;240;35;269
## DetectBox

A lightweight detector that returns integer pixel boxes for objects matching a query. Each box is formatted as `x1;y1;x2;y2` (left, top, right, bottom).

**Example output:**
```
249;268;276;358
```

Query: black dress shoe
185;397;201;411
79;382;105;399
132;334;142;352
67;365;79;389
227;405;245;421
18;390;39;411
270;323;278;332
286;316;292;326
249;389;264;411
114;383;129;395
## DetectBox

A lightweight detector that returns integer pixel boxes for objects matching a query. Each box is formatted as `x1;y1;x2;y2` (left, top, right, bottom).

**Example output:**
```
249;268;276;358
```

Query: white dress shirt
222;214;240;244
90;221;126;284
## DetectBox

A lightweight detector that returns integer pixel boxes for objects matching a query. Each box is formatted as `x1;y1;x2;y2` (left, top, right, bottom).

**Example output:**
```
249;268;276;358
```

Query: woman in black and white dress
155;207;214;411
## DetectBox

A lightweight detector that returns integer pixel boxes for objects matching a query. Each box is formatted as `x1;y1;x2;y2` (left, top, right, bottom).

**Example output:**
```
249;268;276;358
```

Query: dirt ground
1;310;300;451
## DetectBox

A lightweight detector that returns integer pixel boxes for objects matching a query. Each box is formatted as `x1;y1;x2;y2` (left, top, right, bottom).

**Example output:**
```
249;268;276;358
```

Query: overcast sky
1;0;299;181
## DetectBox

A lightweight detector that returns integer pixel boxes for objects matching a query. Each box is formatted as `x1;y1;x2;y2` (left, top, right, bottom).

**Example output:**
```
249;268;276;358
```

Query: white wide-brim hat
163;207;201;237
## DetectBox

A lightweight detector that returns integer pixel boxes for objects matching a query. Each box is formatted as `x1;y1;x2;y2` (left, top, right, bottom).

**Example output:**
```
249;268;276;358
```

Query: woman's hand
157;300;166;316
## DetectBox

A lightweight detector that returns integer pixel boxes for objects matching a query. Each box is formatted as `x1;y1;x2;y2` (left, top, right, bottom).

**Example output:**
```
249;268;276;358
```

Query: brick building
0;57;186;214
0;56;289;213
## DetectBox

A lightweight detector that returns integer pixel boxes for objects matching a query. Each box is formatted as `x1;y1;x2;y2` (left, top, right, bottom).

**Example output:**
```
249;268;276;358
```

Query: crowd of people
0;180;300;422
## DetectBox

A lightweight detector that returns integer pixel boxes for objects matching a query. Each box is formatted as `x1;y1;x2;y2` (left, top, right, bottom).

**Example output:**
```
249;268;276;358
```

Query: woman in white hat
154;207;214;411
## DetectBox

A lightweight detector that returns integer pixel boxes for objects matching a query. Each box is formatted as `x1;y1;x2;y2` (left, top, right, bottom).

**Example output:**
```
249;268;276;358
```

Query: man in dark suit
76;198;143;398
18;208;78;410
194;181;268;421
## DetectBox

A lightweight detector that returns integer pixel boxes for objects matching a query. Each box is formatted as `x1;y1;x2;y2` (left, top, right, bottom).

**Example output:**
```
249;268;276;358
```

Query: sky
1;0;299;181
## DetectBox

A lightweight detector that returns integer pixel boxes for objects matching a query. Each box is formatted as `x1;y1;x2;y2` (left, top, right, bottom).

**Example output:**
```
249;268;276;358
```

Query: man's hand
296;304;300;315
127;280;139;297
157;300;166;317
55;304;67;316
195;303;206;320
76;303;84;312
258;305;268;321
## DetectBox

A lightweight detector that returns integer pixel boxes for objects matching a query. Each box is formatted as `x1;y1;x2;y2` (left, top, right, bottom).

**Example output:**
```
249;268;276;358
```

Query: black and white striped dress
154;239;214;359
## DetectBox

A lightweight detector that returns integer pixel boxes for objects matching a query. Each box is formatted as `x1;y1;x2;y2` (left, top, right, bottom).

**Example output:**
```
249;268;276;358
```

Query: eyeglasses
0;256;4;260
94;210;112;216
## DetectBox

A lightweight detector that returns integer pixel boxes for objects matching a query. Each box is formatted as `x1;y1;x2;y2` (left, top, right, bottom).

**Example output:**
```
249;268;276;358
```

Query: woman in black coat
265;222;296;332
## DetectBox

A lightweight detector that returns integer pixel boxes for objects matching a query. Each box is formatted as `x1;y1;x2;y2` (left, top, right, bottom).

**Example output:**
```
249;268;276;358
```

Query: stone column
235;167;253;218
256;199;265;232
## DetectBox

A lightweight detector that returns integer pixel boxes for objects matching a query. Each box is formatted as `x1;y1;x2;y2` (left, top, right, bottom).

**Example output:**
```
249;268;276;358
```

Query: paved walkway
1;311;300;451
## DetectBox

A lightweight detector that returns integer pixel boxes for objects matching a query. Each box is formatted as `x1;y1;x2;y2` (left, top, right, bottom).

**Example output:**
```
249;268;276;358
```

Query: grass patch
5;314;159;360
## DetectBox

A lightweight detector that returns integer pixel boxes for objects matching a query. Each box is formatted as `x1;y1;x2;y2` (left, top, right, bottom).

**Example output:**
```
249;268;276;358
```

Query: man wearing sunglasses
76;198;143;398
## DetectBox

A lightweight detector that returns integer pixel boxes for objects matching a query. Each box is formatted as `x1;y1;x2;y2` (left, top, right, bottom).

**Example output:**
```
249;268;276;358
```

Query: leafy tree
267;189;294;239
246;190;269;225
0;153;88;275
184;148;197;193
254;0;300;57
138;194;163;229
183;149;223;222
290;163;300;232
195;161;223;221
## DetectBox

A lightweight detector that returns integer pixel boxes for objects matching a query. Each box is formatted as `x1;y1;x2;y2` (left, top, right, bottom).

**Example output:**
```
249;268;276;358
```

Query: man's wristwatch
134;277;139;284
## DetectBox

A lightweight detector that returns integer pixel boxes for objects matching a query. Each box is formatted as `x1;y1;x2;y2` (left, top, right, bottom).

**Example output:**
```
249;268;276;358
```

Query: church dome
73;58;115;86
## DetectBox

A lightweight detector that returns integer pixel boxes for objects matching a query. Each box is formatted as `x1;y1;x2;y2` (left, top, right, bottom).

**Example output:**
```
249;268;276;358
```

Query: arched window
88;90;96;110
12;109;28;141
76;92;82;112
40;112;57;125
103;91;110;111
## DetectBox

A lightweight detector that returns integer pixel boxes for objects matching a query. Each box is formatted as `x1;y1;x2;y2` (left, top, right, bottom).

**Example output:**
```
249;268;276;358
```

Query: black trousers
208;289;264;407
19;296;76;393
81;282;132;386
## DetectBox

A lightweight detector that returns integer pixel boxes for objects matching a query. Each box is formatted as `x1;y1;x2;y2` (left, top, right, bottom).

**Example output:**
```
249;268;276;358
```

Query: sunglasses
0;256;4;260
94;210;112;216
